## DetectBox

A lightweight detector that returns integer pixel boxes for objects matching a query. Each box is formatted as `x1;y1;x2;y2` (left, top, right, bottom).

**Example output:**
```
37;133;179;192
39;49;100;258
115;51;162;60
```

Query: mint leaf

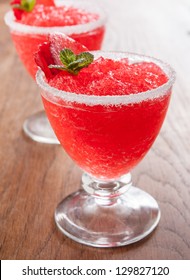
21;0;36;12
12;0;36;12
76;52;94;64
60;49;76;66
67;53;94;74
49;48;94;75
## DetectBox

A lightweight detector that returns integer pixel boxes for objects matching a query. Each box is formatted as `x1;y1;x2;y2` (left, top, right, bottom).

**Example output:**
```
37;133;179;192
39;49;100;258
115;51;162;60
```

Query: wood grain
0;0;190;260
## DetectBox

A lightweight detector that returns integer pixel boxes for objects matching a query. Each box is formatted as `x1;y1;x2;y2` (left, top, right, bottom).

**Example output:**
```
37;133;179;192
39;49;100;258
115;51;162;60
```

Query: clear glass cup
36;51;175;247
4;0;106;144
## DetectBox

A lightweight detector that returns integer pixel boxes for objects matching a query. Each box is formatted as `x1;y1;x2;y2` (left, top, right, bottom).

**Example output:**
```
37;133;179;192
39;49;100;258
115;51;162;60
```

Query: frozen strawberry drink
5;0;106;77
35;33;175;247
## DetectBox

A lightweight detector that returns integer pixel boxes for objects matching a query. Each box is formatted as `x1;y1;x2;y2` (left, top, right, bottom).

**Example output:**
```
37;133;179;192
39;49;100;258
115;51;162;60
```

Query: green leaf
49;48;94;75
12;0;36;12
60;49;76;67
21;0;36;12
68;54;94;74
76;52;94;65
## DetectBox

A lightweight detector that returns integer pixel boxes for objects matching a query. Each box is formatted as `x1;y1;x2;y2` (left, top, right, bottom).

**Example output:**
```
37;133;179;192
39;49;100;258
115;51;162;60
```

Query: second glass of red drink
5;0;106;143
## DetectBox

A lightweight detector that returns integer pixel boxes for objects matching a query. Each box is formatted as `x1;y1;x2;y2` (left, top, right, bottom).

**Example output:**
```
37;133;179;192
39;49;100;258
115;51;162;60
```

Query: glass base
55;174;160;247
23;111;59;144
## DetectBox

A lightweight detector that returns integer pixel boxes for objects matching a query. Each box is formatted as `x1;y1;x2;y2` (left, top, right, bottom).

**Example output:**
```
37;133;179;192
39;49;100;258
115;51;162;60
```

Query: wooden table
0;0;190;260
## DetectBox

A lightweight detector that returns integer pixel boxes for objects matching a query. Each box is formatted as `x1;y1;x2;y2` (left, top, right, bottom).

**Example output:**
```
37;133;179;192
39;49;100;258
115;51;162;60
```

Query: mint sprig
12;0;36;12
49;48;94;75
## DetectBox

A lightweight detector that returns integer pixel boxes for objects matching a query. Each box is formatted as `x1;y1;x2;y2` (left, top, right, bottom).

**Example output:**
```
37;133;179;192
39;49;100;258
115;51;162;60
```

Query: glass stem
81;173;132;206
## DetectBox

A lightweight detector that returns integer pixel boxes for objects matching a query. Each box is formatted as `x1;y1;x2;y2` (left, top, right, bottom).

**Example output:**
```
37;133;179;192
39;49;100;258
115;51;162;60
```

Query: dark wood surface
0;0;190;260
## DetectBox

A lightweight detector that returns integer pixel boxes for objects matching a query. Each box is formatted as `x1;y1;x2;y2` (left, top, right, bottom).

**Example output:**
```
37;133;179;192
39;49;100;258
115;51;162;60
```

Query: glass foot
55;173;160;247
23;111;59;144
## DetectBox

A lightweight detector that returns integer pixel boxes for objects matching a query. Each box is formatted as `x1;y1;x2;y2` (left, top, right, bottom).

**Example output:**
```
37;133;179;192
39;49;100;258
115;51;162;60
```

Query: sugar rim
4;0;106;35
36;51;176;106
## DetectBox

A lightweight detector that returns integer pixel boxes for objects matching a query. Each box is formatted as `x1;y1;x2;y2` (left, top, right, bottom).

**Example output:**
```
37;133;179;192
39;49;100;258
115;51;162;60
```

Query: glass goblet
4;0;106;144
36;51;175;247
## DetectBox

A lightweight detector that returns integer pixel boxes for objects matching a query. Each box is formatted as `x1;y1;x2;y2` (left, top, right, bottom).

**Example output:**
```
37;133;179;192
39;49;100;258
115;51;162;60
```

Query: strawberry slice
35;42;59;79
10;0;24;20
49;33;88;65
35;33;89;79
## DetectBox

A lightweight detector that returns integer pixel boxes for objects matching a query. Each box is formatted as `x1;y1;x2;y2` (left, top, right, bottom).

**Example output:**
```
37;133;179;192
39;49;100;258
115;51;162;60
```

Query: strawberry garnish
10;0;55;20
11;0;36;20
49;33;88;65
11;0;25;20
35;42;59;79
34;33;92;79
